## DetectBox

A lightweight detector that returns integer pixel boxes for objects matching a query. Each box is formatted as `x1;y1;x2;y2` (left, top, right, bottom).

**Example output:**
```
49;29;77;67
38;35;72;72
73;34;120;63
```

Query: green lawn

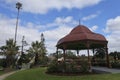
4;67;120;80
0;70;4;75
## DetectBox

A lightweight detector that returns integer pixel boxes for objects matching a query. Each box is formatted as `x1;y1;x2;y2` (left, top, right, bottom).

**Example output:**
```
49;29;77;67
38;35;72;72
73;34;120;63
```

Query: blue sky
0;0;120;54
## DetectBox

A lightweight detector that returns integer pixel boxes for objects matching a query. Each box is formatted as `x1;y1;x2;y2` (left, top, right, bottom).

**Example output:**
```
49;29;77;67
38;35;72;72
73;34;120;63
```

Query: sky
0;0;120;54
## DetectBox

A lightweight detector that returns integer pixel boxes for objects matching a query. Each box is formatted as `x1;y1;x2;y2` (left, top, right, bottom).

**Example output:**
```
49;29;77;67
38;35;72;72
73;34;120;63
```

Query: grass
0;67;16;76
0;66;4;75
0;70;4;75
4;67;120;80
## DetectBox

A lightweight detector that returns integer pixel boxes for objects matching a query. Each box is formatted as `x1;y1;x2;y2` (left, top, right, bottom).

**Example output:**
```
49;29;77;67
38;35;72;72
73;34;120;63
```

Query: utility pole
15;2;22;44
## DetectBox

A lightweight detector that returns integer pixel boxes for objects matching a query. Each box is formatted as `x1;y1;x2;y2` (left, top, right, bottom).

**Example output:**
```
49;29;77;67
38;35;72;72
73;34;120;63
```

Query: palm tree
28;33;47;65
28;41;42;65
0;39;19;67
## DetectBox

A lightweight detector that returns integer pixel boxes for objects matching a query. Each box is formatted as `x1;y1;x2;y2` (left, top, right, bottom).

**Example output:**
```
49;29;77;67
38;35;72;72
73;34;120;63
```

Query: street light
15;2;22;44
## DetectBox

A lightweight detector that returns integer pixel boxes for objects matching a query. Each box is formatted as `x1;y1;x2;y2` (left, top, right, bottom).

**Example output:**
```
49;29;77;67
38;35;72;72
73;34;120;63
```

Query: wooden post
56;48;59;67
63;45;66;72
63;49;66;62
92;49;95;56
56;48;58;60
87;43;91;71
92;48;95;65
77;50;79;56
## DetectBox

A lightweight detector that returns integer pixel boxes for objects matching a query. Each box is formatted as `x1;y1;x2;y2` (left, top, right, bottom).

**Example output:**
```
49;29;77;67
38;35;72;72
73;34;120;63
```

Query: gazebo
56;24;110;69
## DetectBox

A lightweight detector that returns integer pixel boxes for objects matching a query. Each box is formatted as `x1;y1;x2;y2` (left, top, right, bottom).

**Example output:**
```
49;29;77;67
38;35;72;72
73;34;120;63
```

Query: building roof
57;25;108;49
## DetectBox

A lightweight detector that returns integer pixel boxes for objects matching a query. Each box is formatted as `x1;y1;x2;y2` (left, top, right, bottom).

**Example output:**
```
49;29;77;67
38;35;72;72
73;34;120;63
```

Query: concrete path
92;66;120;73
0;71;16;80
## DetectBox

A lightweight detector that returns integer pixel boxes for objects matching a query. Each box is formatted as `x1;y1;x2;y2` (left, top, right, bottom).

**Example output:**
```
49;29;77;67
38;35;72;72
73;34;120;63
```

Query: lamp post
15;2;22;44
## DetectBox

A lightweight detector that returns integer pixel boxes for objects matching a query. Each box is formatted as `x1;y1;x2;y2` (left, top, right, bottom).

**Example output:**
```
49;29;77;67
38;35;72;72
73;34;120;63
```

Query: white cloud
104;16;120;52
82;11;100;21
3;0;102;14
0;14;76;53
0;16;40;47
104;16;120;33
44;17;77;53
90;25;98;31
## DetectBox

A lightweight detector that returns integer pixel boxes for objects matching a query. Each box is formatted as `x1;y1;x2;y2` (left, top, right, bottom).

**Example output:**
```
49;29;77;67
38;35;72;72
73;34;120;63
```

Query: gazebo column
87;43;91;71
56;48;59;67
77;50;79;56
92;49;95;57
63;45;66;72
63;49;66;62
105;45;111;68
92;48;96;65
56;48;58;60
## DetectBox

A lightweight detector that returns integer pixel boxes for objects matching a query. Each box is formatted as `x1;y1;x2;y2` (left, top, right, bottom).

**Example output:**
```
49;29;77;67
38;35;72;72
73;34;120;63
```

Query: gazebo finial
79;19;81;25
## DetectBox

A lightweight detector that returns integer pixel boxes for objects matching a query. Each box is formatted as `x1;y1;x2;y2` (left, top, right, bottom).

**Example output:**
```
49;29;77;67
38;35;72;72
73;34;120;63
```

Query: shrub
111;61;120;69
92;59;107;67
80;61;89;73
0;59;7;68
47;60;89;74
47;60;59;73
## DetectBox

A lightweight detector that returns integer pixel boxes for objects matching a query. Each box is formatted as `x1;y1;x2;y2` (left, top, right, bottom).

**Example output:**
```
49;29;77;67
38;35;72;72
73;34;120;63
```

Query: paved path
92;67;120;73
0;71;16;80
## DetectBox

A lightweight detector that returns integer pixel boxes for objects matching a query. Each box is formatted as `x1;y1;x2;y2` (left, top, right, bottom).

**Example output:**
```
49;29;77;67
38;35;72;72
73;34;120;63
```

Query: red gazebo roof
57;25;107;49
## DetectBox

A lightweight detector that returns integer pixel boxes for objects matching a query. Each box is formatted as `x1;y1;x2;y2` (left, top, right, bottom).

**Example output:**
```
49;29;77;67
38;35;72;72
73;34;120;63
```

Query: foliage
47;60;59;73
4;67;120;80
109;51;120;60
66;50;77;59
48;50;89;73
109;51;120;69
39;56;49;66
92;59;107;67
80;61;89;73
0;39;19;68
94;48;106;59
27;33;47;65
0;59;6;68
50;50;77;59
17;53;30;65
111;61;120;69
47;59;89;73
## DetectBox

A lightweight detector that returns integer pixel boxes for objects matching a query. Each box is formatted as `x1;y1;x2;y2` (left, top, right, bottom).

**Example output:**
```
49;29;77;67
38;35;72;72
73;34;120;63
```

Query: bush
47;60;62;73
47;60;89;73
80;61;89;73
0;59;7;68
92;59;107;67
111;61;120;68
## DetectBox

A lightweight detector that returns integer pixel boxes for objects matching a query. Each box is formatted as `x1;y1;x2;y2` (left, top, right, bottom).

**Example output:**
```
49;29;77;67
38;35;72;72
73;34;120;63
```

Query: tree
66;50;77;59
28;33;47;65
40;33;47;60
29;41;42;65
50;50;77;59
94;48;105;59
0;39;19;67
109;51;120;60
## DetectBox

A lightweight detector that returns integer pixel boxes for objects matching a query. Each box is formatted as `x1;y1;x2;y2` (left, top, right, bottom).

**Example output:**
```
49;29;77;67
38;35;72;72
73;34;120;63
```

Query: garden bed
46;70;100;76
